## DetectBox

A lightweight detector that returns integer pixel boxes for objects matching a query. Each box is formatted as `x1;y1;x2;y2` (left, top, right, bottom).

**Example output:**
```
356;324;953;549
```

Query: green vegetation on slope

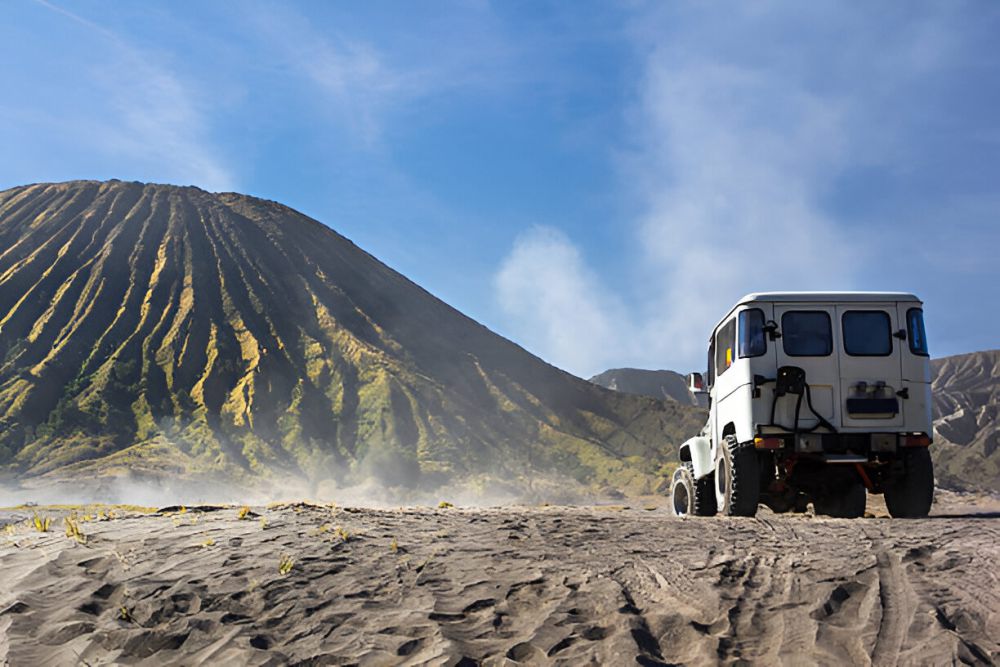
0;181;704;495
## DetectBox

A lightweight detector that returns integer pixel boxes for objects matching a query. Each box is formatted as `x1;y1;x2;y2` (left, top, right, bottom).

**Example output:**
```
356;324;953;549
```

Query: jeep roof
712;291;922;333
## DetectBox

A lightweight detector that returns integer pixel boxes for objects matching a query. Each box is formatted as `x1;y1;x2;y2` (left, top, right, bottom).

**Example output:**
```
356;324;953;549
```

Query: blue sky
2;1;998;377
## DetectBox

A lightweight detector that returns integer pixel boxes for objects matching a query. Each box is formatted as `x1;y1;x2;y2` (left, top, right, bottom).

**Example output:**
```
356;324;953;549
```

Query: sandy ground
1;494;997;666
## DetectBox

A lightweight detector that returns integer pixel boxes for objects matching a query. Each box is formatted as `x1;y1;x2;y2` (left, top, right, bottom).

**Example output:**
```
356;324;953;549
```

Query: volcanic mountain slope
0;181;703;495
931;350;999;492
589;368;699;405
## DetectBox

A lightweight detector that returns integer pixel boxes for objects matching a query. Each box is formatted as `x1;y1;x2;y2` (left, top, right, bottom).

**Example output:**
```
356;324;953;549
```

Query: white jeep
671;292;934;519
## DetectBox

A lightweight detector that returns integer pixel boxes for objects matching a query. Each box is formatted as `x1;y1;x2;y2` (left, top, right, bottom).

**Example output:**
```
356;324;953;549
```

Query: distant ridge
931;349;999;492
589;368;698;406
0;181;704;495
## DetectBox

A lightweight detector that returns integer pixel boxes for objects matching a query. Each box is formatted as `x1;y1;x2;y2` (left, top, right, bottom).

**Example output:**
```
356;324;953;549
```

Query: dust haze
0;465;603;510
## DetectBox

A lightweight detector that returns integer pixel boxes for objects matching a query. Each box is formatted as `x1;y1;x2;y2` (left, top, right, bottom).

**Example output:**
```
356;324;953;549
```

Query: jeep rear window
739;308;766;358
907;308;929;356
781;311;832;356
842;310;892;356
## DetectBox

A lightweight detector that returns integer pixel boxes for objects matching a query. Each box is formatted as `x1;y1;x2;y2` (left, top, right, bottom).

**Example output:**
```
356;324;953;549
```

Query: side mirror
762;320;782;340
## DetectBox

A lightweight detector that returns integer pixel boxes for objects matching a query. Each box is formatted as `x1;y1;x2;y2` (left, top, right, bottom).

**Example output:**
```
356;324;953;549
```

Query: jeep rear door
772;305;839;431
835;303;904;428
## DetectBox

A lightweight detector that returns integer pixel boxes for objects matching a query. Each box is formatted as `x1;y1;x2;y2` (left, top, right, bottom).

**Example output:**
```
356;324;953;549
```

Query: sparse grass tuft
308;522;331;537
64;516;87;544
201;537;215;548
113;550;132;571
31;514;51;532
437;501;454;509
278;554;295;576
390;537;398;553
259;516;269;530
237;505;251;520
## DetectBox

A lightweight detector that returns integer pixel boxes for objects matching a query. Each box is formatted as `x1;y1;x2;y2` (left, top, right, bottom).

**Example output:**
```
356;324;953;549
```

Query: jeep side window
907;308;929;356
707;341;715;388
714;318;736;377
842;310;892;356
738;308;766;358
781;311;832;356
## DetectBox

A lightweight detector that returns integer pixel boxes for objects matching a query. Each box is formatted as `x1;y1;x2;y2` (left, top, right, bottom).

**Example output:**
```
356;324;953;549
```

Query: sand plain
0;494;997;666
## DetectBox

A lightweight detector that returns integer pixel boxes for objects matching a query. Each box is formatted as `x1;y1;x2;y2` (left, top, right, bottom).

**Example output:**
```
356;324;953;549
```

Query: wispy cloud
628;55;857;365
494;4;969;377
241;7;409;146
28;1;234;191
238;3;519;147
495;226;631;375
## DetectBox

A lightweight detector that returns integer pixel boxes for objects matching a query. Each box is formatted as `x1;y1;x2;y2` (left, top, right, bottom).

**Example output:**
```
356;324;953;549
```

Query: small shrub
237;506;251;520
64;517;87;544
437;501;454;509
31;514;51;533
278;554;295;575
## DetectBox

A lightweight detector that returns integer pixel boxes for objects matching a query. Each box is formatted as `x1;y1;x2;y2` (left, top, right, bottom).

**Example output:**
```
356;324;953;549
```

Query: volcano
0;181;702;495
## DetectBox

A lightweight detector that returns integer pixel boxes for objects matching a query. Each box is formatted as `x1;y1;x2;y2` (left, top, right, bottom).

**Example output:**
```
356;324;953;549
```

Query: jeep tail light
754;437;783;449
904;434;931;447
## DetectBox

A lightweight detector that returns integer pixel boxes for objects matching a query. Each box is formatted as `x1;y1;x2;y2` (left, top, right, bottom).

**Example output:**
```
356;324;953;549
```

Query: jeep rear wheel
715;435;760;517
885;448;934;518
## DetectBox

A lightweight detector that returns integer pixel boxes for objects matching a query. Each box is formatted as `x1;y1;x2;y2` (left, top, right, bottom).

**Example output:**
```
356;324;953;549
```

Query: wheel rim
716;454;729;510
672;479;690;516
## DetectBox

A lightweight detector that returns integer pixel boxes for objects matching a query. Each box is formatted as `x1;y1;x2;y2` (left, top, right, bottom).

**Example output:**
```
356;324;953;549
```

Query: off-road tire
885;447;934;518
670;465;695;516
715;435;760;517
814;482;867;519
688;462;718;516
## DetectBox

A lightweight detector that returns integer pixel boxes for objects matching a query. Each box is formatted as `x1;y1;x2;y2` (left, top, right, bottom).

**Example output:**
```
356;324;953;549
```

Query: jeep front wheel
715;435;760;517
671;463;717;517
671;465;694;516
885;448;934;518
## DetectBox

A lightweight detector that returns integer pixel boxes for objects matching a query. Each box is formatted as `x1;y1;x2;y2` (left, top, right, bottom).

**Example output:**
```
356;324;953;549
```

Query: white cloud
98;64;235;192
493;4;961;377
32;0;235;191
495;226;630;376
496;54;859;377
242;7;409;146
239;3;519;148
629;56;859;366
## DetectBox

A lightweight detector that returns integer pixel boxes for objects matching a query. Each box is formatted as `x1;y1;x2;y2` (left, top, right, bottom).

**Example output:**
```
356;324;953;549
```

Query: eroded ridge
0;180;704;492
